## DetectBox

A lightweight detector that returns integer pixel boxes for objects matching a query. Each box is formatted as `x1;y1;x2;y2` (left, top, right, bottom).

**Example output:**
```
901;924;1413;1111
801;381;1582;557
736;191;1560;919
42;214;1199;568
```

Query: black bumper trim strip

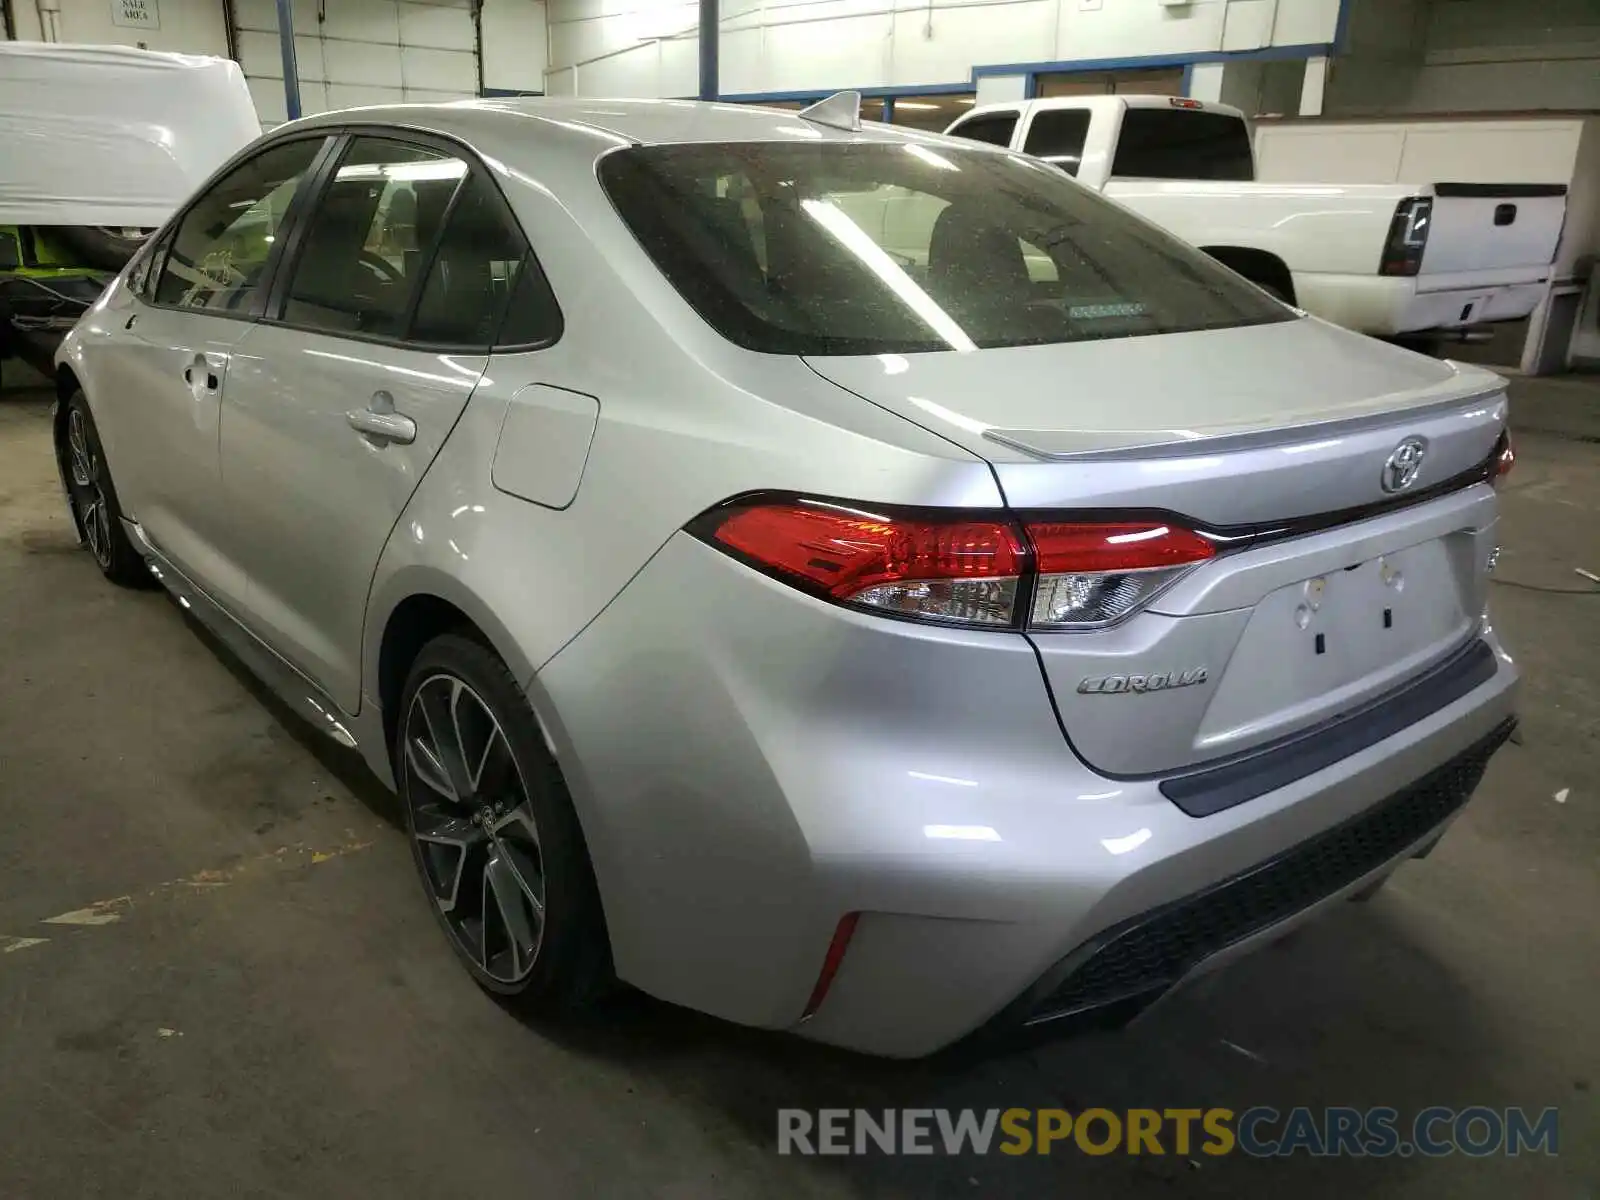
1160;638;1499;817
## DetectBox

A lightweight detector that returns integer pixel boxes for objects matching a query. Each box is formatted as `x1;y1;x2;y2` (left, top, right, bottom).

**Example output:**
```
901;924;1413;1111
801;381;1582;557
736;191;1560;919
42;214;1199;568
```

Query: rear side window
280;137;469;338
600;142;1288;355
155;138;324;313
946;112;1018;147
409;172;550;348
1023;109;1092;175
1111;109;1253;181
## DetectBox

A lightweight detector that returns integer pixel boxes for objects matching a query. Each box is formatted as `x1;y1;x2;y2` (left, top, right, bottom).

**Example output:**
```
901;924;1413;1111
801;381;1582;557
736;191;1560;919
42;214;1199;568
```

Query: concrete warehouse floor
0;365;1595;1199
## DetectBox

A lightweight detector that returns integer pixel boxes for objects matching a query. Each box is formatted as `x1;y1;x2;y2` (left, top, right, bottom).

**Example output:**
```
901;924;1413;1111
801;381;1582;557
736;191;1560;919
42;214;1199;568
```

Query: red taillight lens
699;502;1214;629
1027;522;1217;573
710;501;1027;626
1492;430;1515;486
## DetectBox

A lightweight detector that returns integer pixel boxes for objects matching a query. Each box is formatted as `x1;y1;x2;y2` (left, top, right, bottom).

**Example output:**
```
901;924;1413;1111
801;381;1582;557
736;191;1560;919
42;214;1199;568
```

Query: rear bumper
537;533;1519;1058
1294;273;1547;336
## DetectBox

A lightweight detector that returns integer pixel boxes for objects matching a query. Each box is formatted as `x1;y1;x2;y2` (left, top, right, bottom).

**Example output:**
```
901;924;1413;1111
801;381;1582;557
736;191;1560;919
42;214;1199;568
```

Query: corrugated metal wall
236;0;479;125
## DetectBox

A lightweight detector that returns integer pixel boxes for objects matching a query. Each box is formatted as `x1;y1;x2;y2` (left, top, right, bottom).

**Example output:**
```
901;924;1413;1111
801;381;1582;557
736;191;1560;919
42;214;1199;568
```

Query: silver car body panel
55;98;1519;1057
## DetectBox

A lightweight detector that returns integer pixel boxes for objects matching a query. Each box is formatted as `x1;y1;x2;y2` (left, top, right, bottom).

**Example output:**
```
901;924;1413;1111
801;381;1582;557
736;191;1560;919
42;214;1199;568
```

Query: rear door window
278;137;469;338
408;172;557;349
1111;108;1254;181
945;111;1018;148
1023;109;1093;175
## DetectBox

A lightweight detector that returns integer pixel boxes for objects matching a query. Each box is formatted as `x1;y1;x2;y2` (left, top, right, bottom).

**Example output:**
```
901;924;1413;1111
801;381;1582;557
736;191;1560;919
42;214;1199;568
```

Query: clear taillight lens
697;502;1214;630
1028;522;1216;628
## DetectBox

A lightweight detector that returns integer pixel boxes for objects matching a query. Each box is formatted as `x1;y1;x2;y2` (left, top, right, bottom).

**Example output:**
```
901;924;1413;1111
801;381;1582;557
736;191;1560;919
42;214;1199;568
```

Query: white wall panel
402;2;480;49
50;0;229;55
325;38;407;87
322;0;403;43
1054;0;1228;61
549;0;1340;98
326;82;408;108
1220;0;1274;53
890;2;1054;85
762;14;890;91
239;0;481;122
403;44;481;90
482;0;550;91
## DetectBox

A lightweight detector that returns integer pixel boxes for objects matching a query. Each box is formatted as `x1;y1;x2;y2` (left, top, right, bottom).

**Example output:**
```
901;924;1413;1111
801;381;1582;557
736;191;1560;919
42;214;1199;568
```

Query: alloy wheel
67;408;113;570
402;672;547;984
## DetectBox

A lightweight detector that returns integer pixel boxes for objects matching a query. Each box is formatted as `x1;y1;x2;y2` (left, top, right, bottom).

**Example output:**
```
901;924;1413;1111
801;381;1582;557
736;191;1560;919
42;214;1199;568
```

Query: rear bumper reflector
800;912;860;1021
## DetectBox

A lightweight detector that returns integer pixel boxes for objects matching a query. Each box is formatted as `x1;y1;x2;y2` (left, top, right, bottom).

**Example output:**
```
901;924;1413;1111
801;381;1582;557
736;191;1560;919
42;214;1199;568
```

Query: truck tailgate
1421;184;1567;280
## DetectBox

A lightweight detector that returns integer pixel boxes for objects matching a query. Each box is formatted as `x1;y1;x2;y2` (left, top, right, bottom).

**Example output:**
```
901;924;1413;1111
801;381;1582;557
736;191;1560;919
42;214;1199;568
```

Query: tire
52;226;150;273
60;390;149;586
395;633;610;1012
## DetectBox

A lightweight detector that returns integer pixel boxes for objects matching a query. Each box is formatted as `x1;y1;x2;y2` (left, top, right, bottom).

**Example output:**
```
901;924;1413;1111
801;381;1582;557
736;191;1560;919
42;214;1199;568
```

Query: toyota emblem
1382;437;1428;493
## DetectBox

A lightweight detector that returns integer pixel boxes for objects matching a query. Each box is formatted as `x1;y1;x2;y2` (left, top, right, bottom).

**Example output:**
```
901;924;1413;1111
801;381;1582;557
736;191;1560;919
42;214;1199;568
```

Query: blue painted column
698;0;718;100
276;0;302;120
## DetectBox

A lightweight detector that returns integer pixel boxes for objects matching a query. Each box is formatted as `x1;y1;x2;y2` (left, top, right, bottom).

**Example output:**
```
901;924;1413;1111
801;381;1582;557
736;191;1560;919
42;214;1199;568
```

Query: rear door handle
347;390;416;446
183;350;226;391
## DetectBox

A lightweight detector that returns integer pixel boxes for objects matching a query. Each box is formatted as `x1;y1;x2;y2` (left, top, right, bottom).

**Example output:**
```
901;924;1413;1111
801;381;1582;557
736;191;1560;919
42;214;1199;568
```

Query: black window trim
259;122;563;356
1020;106;1093;174
945;108;1021;147
140;132;341;324
132;121;562;355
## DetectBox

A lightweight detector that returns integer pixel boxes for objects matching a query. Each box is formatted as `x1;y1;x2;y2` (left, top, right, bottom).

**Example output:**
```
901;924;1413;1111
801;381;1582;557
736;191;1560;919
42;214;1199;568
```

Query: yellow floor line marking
43;897;131;926
1;936;49;954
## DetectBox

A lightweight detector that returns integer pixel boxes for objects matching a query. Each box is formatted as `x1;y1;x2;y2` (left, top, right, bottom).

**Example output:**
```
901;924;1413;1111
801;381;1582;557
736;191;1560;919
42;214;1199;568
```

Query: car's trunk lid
806;317;1508;778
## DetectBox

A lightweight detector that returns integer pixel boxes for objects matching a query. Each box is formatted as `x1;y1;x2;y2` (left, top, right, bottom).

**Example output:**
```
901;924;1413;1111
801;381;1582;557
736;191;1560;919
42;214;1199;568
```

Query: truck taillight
695;500;1212;630
1380;197;1433;277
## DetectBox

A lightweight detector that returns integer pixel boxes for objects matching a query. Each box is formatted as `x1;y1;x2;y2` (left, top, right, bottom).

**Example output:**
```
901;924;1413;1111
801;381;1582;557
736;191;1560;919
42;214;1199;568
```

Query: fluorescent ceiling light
893;100;942;110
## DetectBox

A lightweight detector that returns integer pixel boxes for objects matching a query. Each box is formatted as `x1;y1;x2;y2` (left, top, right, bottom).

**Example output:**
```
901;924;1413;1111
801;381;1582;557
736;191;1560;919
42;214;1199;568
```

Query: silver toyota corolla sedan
53;97;1518;1057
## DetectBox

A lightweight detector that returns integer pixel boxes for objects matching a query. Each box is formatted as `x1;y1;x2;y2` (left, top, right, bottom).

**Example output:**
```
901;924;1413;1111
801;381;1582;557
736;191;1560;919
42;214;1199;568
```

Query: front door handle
347;390;416;446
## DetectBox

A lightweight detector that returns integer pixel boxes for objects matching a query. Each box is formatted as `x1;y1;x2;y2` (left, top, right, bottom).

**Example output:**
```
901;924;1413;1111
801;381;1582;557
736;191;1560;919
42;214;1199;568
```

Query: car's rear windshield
598;141;1290;356
1111;109;1255;181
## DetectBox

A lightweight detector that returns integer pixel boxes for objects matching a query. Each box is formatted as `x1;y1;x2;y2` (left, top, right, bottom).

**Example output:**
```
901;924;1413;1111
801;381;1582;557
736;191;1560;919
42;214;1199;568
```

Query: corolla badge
1078;669;1208;695
1381;436;1428;493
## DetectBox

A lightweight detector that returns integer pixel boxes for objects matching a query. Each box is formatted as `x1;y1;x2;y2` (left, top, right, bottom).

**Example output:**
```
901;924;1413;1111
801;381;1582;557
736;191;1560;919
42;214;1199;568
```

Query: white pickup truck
943;95;1568;340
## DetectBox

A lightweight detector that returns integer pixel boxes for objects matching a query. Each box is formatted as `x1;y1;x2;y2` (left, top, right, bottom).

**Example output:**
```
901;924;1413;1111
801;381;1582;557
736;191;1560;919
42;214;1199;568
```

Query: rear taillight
697;500;1212;630
1028;522;1215;628
1380;197;1433;277
1492;430;1515;486
708;501;1026;626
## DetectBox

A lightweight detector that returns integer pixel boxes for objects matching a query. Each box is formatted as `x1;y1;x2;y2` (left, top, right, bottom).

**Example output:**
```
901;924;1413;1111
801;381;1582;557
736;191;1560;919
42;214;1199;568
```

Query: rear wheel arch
374;587;543;747
1200;246;1296;305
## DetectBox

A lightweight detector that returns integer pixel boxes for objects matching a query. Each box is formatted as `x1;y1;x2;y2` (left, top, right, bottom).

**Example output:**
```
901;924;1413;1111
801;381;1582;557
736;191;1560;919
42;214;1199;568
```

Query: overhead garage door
236;0;479;127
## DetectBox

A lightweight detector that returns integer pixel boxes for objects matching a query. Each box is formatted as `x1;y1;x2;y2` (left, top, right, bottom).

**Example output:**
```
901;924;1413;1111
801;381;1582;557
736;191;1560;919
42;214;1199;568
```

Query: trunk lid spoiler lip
982;382;1506;463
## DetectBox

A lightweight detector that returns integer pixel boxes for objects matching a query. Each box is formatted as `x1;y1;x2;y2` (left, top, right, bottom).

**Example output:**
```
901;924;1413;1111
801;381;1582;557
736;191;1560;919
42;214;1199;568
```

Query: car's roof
283;96;980;159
